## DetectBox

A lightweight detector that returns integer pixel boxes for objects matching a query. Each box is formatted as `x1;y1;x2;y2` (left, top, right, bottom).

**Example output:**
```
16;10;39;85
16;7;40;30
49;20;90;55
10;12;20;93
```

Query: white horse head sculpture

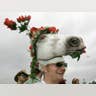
36;34;86;61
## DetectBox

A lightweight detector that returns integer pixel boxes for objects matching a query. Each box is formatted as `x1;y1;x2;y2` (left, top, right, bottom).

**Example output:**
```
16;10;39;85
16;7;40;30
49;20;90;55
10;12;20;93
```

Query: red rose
4;18;17;30
17;16;25;22
29;45;32;50
20;16;25;22
17;15;31;22
38;26;45;30
48;27;57;32
25;15;31;20
17;17;21;22
30;27;38;33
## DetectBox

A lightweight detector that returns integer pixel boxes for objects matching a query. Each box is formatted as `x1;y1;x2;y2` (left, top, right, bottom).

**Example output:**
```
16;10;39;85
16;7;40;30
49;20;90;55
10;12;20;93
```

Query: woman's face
44;62;67;82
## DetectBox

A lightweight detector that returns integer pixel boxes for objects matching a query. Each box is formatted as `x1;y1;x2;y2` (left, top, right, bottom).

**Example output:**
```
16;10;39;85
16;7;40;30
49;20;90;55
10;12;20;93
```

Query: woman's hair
72;78;79;84
59;79;66;84
34;68;41;75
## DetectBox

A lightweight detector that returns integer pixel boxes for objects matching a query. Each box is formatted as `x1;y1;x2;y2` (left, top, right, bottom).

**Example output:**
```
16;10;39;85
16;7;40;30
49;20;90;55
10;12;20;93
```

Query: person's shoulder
25;78;33;84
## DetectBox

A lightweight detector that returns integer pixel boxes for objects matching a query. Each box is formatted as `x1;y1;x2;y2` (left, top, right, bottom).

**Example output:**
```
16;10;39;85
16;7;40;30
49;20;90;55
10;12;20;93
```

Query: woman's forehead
51;62;64;64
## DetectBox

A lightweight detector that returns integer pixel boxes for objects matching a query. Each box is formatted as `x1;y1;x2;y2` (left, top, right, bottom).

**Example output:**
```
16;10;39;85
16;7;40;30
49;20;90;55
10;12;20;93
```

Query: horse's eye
39;35;46;40
68;37;80;47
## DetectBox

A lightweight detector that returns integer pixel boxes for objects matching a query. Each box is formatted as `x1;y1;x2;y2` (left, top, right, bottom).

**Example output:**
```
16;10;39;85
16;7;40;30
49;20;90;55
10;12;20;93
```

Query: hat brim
38;57;64;69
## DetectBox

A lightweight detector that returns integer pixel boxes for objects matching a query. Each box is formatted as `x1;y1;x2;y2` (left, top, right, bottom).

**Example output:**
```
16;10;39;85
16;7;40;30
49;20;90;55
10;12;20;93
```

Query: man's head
72;78;79;84
38;57;67;83
14;70;29;84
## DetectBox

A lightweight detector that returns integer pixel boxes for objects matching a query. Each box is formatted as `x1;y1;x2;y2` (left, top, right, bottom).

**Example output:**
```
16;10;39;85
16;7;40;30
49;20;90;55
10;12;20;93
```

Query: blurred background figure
82;78;87;84
89;79;96;84
72;78;80;84
14;70;29;84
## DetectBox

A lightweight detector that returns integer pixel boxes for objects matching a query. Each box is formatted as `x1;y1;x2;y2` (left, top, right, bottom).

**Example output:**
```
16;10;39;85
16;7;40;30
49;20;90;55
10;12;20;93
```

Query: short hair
72;78;79;84
14;71;29;82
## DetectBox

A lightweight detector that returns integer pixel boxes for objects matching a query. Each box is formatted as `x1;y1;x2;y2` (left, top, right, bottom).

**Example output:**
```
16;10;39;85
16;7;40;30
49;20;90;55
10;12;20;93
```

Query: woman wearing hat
35;57;67;84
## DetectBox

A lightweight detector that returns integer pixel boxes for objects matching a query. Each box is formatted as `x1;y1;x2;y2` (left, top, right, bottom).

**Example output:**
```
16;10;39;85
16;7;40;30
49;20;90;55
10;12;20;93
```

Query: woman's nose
60;66;66;72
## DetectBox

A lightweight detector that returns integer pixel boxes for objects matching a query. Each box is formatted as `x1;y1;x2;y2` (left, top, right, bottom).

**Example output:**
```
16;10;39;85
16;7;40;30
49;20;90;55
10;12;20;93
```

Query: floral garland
4;15;58;81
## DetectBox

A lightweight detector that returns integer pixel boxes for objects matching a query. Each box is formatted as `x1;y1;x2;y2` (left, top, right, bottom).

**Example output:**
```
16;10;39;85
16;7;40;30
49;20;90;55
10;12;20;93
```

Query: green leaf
18;25;27;33
70;51;81;61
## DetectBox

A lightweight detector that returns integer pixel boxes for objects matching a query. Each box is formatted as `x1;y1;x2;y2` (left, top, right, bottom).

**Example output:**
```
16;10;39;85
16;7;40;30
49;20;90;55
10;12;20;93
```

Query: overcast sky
0;12;96;84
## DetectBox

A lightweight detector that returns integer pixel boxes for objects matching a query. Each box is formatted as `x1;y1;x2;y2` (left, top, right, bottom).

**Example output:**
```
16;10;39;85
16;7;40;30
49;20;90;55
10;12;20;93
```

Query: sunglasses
56;62;67;67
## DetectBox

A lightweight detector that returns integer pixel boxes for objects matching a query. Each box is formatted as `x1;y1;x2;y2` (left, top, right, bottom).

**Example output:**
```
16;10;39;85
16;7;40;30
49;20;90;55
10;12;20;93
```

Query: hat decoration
4;15;59;81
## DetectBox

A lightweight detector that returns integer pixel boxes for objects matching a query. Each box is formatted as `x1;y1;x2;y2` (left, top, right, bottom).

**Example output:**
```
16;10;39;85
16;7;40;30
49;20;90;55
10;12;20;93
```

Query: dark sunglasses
56;62;67;67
